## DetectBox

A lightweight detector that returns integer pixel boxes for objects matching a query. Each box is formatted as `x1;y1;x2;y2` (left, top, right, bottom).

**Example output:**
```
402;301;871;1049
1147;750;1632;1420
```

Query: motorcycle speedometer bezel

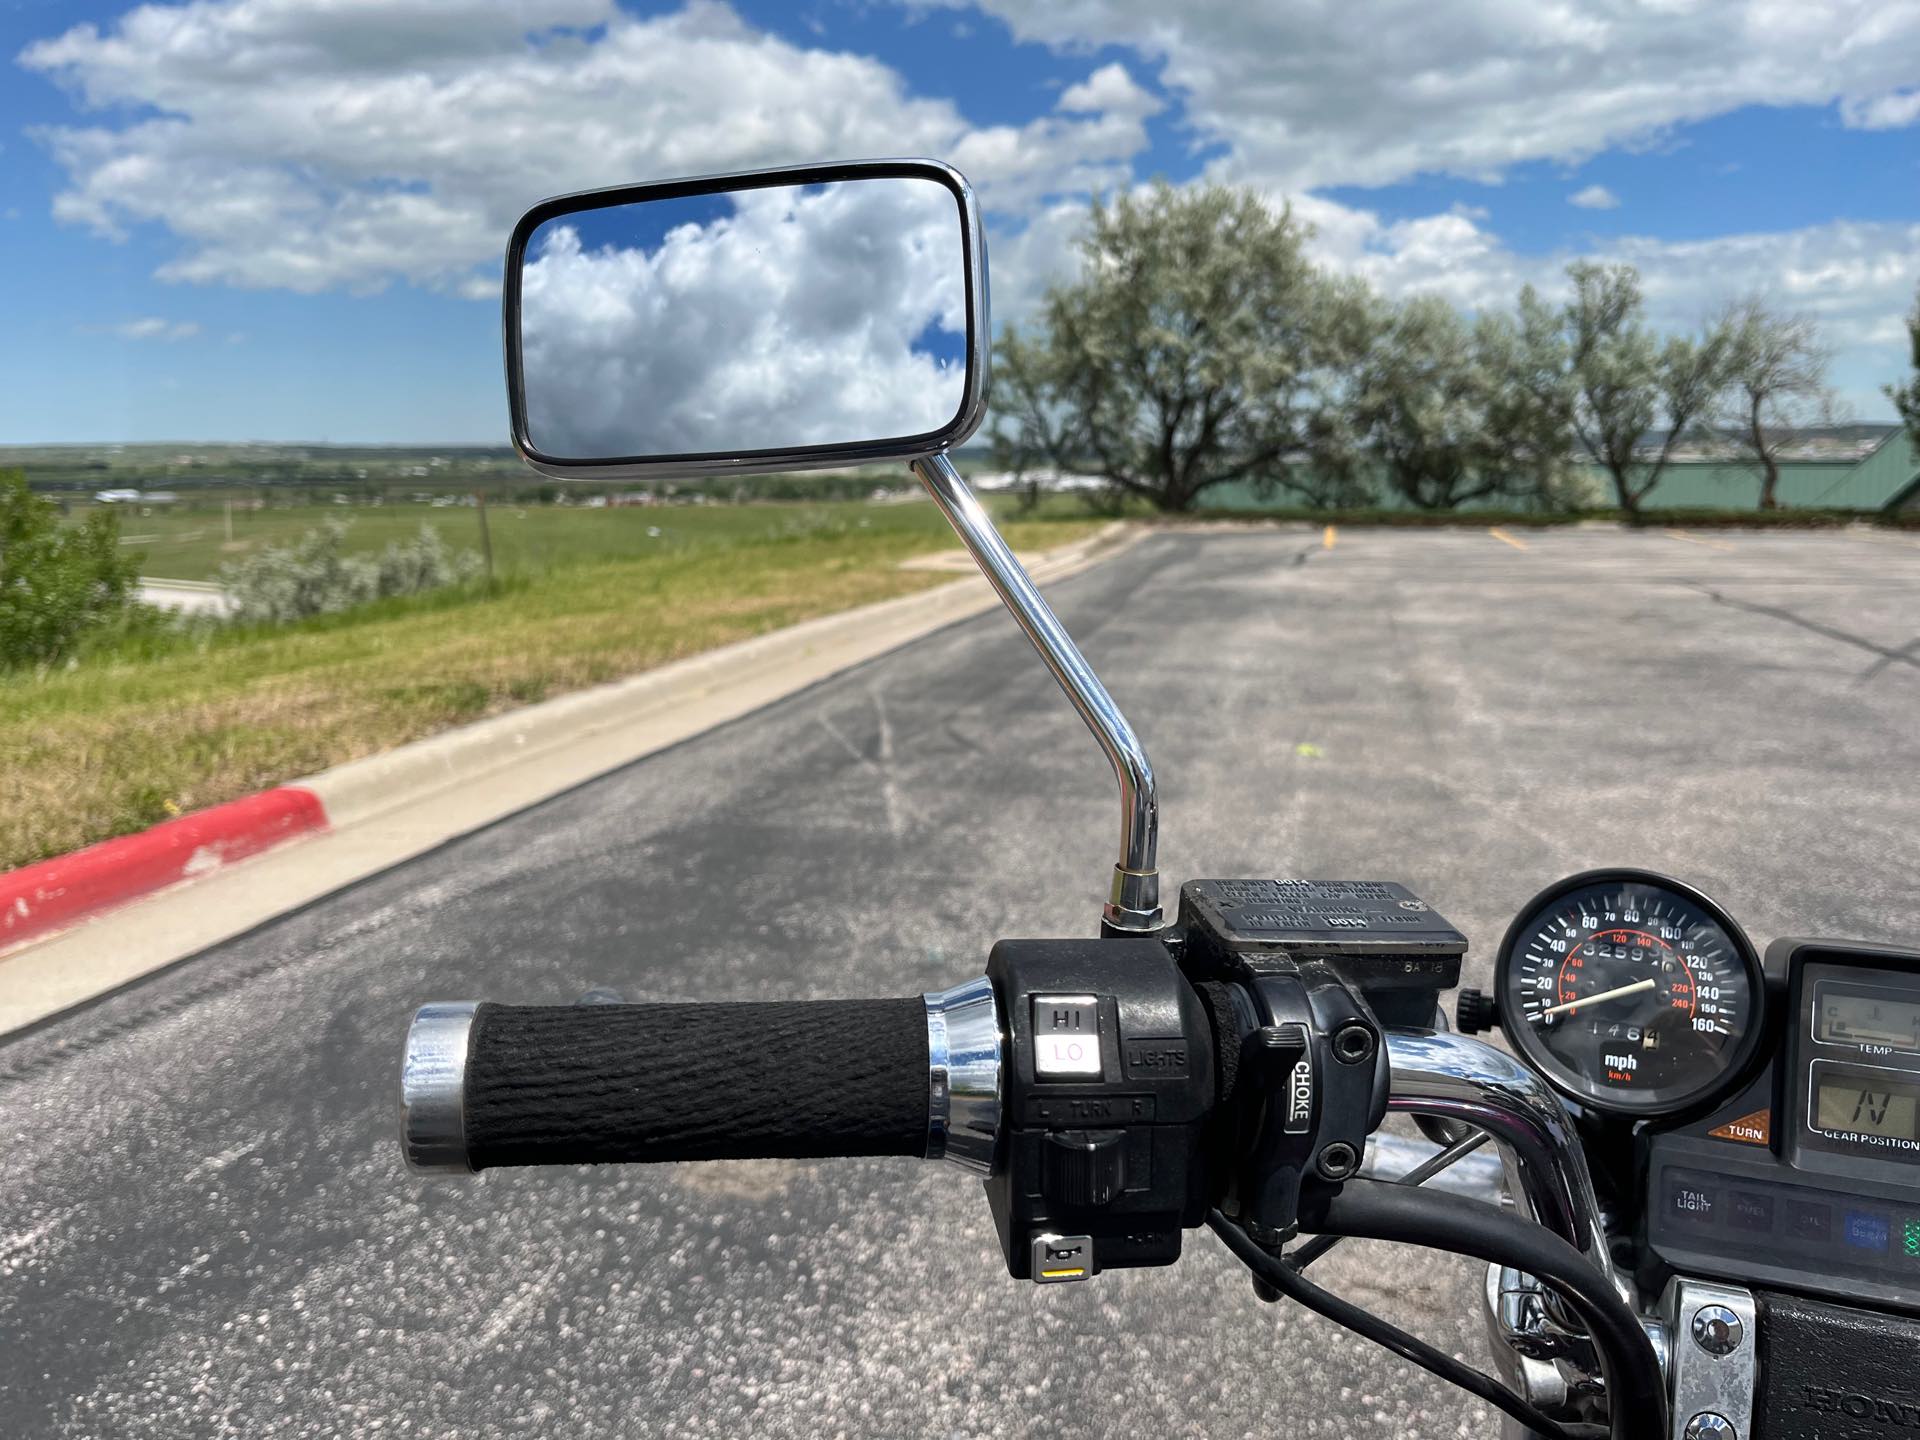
1494;868;1768;1120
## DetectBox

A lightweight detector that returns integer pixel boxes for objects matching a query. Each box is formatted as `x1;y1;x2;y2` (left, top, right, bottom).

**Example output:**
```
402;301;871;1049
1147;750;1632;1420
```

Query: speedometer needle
1537;977;1657;1017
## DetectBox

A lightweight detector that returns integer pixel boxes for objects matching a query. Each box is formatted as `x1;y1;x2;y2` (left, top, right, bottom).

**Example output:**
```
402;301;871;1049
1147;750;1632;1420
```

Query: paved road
4;526;1918;1438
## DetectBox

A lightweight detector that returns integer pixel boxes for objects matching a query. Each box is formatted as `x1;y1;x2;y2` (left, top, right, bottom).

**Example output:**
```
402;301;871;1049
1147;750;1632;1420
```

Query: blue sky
2;0;1916;443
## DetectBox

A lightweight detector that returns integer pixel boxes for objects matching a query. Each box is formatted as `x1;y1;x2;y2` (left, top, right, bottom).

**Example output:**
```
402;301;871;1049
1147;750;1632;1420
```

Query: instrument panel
1489;874;1920;1309
1645;939;1920;1312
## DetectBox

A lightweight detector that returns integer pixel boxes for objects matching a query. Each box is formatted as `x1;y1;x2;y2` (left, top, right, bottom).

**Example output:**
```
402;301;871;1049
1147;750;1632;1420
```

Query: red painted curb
0;787;329;949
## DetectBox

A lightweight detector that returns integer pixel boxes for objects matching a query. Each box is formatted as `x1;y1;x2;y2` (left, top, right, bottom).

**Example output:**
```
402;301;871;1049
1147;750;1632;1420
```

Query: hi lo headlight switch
1033;995;1103;1077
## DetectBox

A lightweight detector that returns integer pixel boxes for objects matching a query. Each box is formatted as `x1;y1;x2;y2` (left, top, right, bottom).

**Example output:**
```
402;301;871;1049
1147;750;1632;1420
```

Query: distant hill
1643;422;1900;463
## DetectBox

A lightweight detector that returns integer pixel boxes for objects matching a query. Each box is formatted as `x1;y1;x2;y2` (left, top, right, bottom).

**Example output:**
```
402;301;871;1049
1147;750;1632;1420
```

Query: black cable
1289;1129;1491;1271
1207;1210;1583;1440
1302;1180;1667;1439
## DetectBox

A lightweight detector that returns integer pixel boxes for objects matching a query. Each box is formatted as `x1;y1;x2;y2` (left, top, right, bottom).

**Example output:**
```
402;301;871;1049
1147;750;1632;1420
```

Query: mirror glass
515;175;972;463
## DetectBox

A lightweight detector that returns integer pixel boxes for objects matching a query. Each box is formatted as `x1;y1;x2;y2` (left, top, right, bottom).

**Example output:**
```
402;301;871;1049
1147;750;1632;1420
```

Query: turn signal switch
1043;1130;1127;1207
1456;988;1501;1035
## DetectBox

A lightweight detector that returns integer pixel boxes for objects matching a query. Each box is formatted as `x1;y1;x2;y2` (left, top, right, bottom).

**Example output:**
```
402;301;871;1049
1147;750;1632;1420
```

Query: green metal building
1203;431;1920;513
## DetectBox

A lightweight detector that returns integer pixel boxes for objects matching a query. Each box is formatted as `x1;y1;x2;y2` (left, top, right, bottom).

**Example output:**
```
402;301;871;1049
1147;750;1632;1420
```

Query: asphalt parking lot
2;523;1916;1438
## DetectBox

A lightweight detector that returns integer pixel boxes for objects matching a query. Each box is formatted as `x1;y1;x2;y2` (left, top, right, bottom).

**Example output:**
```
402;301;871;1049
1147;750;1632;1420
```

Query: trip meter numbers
1496;870;1766;1117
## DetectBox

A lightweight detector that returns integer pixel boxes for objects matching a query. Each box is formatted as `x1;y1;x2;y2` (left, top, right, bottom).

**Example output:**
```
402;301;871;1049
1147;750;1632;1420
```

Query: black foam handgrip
463;999;928;1169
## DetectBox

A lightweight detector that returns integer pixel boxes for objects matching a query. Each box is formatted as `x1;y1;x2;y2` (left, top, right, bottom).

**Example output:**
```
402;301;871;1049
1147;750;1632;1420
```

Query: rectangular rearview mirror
504;159;989;479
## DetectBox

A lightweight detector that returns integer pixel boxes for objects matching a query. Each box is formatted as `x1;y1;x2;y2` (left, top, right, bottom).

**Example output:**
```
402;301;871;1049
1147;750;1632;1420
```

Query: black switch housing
984;938;1216;1280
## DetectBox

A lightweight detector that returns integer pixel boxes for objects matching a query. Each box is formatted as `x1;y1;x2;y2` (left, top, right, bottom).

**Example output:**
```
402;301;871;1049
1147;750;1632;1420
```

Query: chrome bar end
401;1001;478;1174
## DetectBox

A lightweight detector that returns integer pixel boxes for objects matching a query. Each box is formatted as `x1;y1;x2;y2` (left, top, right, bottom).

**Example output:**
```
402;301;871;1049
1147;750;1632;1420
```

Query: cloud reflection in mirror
519;176;969;461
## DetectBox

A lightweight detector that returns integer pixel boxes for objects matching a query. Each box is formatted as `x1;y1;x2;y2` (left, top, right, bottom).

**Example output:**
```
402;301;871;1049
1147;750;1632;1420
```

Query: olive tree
1887;283;1920;449
1481;285;1585;507
1350;292;1573;510
991;183;1371;513
0;470;143;668
1561;262;1729;515
1712;296;1839;509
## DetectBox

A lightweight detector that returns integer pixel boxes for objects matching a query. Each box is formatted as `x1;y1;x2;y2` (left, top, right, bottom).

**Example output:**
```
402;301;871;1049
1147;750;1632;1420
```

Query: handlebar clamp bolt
1331;1023;1375;1064
1317;1141;1360;1180
1690;1305;1743;1357
1683;1414;1736;1440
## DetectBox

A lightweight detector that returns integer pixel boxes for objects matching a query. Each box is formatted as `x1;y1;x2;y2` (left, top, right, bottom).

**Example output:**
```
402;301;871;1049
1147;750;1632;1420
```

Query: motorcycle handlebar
401;983;1642;1437
404;998;934;1172
403;992;1605;1266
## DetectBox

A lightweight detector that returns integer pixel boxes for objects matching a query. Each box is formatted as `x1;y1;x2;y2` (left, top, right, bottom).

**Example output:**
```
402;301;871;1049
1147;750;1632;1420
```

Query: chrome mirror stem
909;452;1161;932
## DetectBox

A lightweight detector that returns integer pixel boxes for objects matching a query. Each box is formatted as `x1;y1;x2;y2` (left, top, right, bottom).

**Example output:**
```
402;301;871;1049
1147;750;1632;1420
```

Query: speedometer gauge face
1496;871;1764;1116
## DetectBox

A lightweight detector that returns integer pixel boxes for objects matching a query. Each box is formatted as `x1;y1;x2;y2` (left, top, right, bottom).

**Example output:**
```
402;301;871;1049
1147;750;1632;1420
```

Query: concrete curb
0;520;1139;1031
0;788;327;950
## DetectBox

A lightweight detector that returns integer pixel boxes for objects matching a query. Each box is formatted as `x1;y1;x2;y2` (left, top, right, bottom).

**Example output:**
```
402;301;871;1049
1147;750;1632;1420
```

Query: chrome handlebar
1383;1028;1608;1269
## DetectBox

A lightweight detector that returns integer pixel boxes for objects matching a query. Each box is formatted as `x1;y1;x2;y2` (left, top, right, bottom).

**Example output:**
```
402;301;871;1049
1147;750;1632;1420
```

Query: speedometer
1495;870;1765;1117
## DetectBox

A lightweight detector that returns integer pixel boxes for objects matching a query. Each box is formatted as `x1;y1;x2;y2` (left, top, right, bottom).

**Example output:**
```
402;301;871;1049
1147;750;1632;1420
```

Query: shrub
0;470;144;668
221;520;481;623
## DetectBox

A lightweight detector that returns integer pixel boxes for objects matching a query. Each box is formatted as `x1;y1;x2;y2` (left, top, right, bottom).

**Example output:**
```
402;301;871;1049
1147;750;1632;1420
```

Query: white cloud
901;1;1920;189
19;0;1918;422
888;2;1920;414
1294;199;1917;359
1057;62;1161;120
1569;184;1621;210
983;200;1092;331
21;0;1155;295
519;176;969;459
1843;88;1920;130
84;317;202;340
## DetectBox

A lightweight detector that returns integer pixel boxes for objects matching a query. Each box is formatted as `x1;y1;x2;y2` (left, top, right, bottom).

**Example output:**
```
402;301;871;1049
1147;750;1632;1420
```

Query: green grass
117;498;998;582
1;499;1101;870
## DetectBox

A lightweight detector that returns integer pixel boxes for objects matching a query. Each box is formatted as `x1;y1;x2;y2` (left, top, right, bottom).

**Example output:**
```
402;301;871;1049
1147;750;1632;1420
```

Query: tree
1560;262;1730;515
1479;286;1582;508
1887;284;1920;449
991;183;1371;513
0;470;144;668
1349;293;1573;510
1711;297;1839;509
